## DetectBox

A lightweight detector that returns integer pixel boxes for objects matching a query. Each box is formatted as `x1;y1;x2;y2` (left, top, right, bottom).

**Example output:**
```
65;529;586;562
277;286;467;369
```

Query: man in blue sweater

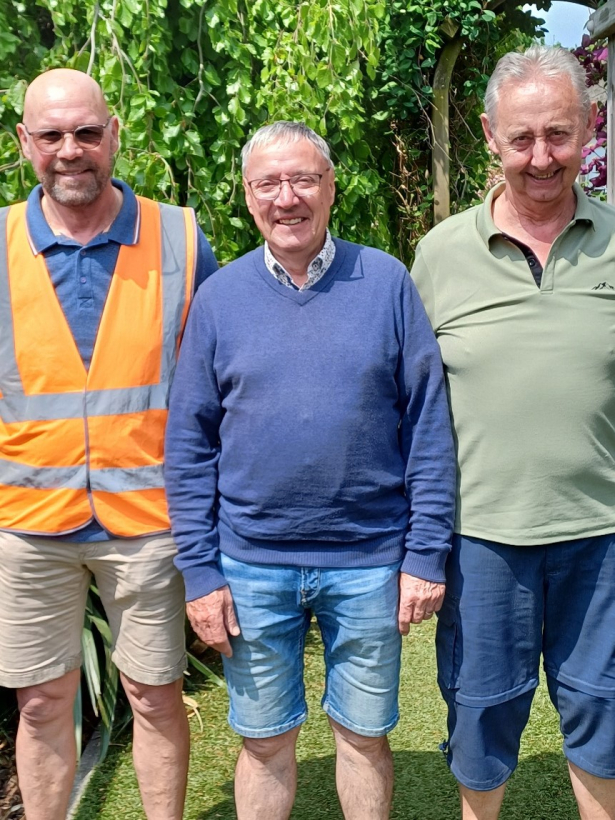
165;121;455;820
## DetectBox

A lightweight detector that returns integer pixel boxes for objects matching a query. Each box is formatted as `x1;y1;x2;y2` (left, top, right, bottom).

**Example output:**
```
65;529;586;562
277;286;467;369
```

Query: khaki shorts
0;531;187;688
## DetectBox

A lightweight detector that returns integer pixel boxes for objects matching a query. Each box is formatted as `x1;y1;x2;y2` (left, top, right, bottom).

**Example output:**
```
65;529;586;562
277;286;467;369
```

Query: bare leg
234;726;301;820
459;784;506;820
121;674;189;820
15;668;81;820
329;717;393;820
569;761;615;820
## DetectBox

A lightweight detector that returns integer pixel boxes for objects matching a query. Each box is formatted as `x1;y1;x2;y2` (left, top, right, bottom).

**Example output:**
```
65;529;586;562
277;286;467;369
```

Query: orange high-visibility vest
0;196;196;537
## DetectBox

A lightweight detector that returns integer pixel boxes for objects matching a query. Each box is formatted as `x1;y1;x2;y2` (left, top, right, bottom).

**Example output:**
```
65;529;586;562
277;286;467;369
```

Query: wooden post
432;37;462;224
587;0;615;203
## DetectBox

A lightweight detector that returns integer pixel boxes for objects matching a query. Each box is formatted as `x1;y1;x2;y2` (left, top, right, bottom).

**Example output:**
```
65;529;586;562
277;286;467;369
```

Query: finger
224;598;241;637
398;606;413;635
191;614;228;647
207;637;233;658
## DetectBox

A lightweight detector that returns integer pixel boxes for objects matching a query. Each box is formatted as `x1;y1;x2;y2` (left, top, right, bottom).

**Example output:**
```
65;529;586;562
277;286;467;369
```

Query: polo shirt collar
25;178;139;253
477;181;595;248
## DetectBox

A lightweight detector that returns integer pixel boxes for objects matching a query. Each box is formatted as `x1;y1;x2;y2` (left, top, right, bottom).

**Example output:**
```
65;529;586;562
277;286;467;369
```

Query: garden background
0;0;607;817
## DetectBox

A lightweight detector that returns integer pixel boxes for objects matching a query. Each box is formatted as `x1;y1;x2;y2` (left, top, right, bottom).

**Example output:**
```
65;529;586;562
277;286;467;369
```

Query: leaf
81;626;101;716
186;652;226;688
5;79;27;115
73;684;83;762
204;64;222;86
182;694;204;732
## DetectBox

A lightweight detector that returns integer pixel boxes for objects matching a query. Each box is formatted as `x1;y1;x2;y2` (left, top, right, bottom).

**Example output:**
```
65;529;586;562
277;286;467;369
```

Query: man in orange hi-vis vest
0;69;218;819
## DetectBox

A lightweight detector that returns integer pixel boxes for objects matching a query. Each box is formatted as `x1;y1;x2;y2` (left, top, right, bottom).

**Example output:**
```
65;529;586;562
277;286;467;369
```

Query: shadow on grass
194;749;577;820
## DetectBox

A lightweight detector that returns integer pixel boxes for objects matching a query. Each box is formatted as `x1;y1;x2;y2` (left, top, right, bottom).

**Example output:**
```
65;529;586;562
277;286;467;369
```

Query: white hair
241;121;334;176
484;44;590;128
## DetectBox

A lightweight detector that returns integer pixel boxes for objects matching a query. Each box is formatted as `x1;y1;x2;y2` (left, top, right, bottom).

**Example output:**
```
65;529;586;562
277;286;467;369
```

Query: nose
531;137;551;170
274;179;299;207
55;132;84;160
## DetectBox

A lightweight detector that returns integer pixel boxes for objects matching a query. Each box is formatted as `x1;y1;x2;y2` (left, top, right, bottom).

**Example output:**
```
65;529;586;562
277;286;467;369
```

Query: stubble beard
40;153;113;207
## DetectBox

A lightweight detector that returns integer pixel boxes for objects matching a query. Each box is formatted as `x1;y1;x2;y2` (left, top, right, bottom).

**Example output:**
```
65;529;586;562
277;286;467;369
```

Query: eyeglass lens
251;174;321;199
32;124;107;153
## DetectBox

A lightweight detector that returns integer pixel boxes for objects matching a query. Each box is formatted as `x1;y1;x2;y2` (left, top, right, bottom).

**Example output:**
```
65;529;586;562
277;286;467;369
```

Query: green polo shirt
411;183;615;545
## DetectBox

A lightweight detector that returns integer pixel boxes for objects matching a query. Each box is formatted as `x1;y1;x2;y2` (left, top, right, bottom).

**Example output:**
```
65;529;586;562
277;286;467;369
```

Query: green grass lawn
74;620;579;820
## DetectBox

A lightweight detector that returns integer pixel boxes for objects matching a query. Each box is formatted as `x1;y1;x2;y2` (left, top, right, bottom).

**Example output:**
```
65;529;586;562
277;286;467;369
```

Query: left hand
398;572;445;634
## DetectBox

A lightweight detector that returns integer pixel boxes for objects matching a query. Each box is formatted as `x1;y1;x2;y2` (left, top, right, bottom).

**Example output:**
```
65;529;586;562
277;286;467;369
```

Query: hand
398;572;445;635
186;585;240;658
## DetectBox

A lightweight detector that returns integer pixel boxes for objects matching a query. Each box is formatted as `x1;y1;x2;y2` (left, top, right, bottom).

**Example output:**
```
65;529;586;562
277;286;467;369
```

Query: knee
242;728;300;763
121;675;183;723
329;719;389;758
17;671;80;731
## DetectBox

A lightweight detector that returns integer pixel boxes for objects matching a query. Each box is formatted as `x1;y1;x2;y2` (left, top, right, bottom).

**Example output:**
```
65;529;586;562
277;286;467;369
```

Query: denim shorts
219;553;402;739
437;533;615;789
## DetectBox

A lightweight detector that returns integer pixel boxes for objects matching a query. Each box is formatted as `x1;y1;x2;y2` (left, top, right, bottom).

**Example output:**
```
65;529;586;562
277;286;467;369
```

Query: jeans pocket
436;594;462;692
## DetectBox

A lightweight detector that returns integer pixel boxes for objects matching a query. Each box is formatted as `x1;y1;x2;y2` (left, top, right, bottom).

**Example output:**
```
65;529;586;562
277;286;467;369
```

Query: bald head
18;69;119;211
23;69;108;128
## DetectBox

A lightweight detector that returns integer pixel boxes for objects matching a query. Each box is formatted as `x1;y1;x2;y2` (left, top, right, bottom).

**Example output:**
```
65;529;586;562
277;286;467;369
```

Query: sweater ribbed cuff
401;544;450;584
182;563;228;602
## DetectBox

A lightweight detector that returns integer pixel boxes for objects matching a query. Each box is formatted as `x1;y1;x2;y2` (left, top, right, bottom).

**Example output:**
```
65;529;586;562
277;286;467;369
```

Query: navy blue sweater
165;239;456;601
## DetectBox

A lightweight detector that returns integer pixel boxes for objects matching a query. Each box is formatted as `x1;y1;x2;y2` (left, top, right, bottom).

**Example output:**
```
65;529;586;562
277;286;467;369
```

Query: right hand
186;585;240;658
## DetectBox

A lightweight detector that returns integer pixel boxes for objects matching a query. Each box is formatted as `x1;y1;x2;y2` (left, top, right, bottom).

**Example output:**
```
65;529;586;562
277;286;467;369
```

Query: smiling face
243;138;335;274
17;69;119;208
481;75;596;214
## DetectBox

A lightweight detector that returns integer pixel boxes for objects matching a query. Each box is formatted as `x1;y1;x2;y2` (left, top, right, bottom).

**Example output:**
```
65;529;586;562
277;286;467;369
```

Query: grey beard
43;168;108;207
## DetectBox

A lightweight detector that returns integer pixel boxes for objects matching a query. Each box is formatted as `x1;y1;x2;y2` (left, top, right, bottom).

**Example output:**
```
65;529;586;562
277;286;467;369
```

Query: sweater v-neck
253;238;348;305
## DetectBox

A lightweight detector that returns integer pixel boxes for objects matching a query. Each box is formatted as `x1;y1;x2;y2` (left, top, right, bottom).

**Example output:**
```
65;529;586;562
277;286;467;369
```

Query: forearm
400;276;456;582
165;294;225;600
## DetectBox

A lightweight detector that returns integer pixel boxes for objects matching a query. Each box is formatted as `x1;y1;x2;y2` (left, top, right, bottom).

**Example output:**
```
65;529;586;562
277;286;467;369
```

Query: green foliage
380;0;543;254
78;586;120;762
0;0;545;266
0;0;394;260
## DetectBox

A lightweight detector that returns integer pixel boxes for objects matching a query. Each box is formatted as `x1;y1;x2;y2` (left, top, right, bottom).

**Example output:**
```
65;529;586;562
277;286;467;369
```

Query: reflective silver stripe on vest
159;203;191;386
0;459;86;490
89;463;165;492
0;207;24;398
0;384;170;423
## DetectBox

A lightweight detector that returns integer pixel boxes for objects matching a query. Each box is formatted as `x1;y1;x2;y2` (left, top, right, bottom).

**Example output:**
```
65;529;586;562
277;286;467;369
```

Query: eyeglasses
24;117;111;154
247;173;324;200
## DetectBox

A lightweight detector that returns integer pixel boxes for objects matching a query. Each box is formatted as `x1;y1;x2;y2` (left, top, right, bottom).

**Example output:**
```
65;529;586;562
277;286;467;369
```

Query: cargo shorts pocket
436;593;462;693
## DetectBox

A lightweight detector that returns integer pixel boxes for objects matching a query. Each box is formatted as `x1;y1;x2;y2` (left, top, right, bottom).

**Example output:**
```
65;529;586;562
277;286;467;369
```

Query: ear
243;178;256;217
109;115;120;155
325;167;336;206
583;101;598;145
480;113;500;156
16;123;32;161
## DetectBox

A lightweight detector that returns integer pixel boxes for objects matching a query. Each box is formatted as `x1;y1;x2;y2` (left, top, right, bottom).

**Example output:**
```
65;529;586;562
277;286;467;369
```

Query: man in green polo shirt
411;45;615;819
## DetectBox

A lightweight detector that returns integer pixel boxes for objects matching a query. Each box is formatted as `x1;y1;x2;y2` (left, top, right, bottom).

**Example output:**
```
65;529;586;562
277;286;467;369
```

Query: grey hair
484;44;590;128
241;121;334;176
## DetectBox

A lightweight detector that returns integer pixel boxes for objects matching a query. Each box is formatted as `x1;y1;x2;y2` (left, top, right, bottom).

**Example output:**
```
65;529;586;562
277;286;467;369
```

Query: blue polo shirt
25;179;218;541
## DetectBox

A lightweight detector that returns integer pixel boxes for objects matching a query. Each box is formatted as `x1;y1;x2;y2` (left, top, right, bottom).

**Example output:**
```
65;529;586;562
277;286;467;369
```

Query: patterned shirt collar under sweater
264;229;336;290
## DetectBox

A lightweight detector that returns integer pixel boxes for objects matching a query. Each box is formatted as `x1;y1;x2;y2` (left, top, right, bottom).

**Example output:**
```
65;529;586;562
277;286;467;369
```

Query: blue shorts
219;554;402;739
437;533;615;789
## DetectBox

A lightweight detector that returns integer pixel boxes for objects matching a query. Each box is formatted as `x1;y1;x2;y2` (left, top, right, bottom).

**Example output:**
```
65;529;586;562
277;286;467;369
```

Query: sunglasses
24;117;111;154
